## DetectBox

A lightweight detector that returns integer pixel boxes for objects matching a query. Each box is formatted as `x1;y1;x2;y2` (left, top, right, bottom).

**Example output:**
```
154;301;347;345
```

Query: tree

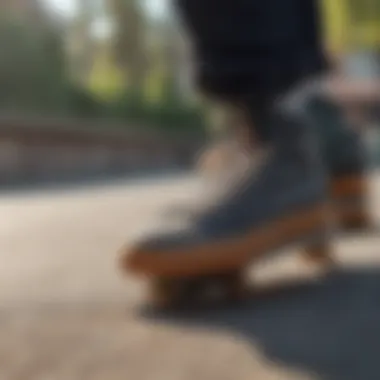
67;0;99;86
106;0;148;93
0;8;69;113
344;0;380;48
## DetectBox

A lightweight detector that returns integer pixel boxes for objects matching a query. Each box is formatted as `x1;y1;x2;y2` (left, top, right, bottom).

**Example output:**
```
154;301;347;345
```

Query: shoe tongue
165;145;271;224
199;146;271;208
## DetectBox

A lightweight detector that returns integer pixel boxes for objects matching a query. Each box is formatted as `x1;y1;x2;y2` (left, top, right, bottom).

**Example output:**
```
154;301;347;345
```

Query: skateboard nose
119;244;145;274
118;234;179;274
118;231;204;276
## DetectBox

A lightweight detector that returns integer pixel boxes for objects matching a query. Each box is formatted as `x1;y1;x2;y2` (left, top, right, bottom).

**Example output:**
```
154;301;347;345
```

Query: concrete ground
1;173;380;380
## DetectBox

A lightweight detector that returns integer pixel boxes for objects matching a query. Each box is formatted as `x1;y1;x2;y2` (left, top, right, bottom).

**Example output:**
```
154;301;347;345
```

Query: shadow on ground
141;266;380;380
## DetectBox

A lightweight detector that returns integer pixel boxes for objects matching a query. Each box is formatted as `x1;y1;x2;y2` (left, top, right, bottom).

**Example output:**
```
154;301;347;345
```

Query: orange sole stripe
330;174;371;228
122;204;331;278
330;175;368;199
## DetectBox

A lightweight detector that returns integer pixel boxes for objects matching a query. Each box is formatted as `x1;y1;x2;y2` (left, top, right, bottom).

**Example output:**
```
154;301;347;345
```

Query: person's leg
119;1;335;306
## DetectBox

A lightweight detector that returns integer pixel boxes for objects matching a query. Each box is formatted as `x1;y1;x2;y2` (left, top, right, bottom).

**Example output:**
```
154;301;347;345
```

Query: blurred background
0;0;200;123
0;0;207;189
1;2;380;380
0;0;379;187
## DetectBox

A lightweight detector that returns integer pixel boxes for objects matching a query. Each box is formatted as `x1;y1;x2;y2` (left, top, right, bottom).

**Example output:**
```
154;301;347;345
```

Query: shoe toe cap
120;231;201;274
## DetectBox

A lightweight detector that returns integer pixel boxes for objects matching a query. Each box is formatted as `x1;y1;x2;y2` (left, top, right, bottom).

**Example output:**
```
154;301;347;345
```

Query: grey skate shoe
121;87;332;288
306;95;370;231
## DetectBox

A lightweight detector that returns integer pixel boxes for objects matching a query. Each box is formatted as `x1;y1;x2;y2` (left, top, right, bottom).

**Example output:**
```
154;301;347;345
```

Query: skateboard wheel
149;278;199;308
149;278;180;308
223;272;248;301
148;272;248;308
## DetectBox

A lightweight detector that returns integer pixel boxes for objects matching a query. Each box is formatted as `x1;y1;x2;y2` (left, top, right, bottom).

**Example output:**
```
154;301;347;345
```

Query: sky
43;0;167;18
42;0;77;17
42;0;168;37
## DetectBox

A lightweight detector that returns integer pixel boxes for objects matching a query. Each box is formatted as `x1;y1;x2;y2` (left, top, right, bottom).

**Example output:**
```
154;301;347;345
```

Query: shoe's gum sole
122;203;331;278
330;174;368;198
302;174;371;263
330;174;371;230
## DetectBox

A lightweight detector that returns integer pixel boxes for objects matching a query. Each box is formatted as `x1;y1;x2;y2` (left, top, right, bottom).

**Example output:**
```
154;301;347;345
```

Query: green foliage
150;79;206;130
0;16;70;114
346;0;380;24
87;47;125;100
106;85;207;131
323;0;380;50
0;7;207;132
66;84;106;117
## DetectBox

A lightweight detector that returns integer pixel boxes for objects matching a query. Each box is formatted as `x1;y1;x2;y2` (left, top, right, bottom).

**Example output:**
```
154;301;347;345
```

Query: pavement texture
1;173;380;380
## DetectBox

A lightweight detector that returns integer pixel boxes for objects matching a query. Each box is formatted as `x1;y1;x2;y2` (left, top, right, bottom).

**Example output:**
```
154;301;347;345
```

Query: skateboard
123;248;335;310
120;219;335;310
120;150;370;309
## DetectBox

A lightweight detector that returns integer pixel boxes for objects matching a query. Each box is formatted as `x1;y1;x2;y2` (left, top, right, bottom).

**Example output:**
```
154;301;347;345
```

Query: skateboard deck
126;242;336;310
